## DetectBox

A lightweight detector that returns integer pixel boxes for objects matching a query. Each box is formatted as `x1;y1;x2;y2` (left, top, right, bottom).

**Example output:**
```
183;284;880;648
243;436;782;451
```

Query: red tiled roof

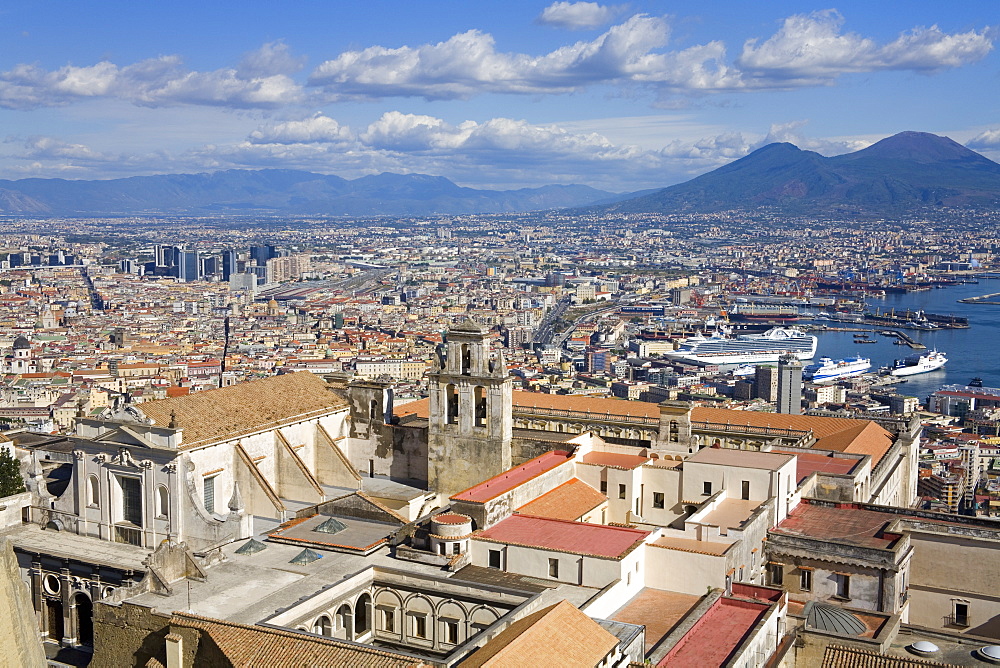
581;451;649;470
474;514;649;559
660;597;770;667
451;451;573;503
774;449;862;484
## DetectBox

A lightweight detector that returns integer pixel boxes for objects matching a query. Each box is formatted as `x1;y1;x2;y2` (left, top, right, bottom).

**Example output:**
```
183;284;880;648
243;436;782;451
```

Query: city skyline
1;1;998;190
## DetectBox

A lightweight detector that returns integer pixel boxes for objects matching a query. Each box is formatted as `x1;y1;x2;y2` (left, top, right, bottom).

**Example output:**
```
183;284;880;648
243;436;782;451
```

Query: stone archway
335;603;353;640
75;593;93;646
354;593;372;636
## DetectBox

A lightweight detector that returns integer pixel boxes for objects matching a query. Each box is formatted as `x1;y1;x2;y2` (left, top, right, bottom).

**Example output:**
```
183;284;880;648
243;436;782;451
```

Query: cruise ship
664;327;818;365
803;356;872;383
887;350;948;376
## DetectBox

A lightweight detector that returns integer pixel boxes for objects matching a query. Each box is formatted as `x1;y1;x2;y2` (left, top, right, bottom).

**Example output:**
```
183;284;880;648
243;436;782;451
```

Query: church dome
805;602;867;636
12;335;30;350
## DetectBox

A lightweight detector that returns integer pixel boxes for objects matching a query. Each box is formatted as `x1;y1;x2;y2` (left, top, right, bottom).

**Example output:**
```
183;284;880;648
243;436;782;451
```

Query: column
60;561;75;646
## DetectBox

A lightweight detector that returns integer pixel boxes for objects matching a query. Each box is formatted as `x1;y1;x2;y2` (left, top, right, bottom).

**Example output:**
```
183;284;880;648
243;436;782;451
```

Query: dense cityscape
0;208;999;665
3;1;1000;666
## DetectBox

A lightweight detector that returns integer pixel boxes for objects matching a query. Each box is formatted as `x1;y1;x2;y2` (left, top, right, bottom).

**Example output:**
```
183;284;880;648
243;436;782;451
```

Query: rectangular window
618;484;626;500
703;481;712;496
548;558;559;579
741;480;750;500
653;492;665;509
381;608;395;632
413;614;427;639
452;543;460;555
203;475;216;514
600;480;607;494
120;476;142;525
768;563;784;586
445;620;459;644
954;602;969;626
489;549;501;569
835;573;851;599
800;569;812;592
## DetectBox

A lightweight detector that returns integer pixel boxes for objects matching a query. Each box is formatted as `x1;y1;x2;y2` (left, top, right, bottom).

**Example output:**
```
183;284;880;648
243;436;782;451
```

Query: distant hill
0;169;615;216
597;132;1000;216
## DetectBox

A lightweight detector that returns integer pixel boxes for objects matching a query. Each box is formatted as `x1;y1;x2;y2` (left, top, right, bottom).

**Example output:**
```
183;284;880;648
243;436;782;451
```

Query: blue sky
1;1;998;191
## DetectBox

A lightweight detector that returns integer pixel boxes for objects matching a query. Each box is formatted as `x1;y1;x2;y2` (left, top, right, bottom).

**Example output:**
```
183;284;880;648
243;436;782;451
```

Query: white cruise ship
664;327;818;365
803;356;871;383
887;350;948;376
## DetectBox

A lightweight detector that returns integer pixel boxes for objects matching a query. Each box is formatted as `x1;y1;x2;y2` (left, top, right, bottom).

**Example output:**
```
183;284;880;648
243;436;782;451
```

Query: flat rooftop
699;499;762;535
652;536;733;556
5;523;150;572
451;450;572;503
771;502;900;550
581;451;649;470
475;514;650;559
611;588;702;656
686;447;794;471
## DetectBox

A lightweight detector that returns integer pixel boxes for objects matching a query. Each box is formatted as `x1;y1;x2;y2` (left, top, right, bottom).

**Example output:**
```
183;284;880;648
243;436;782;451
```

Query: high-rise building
754;365;778;402
221;250;237;281
250;244;276;267
178;250;200;282
777;354;803;415
155;244;179;268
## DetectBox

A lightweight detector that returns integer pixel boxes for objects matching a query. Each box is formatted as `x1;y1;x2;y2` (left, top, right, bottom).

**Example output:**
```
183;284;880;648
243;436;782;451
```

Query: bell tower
427;320;512;498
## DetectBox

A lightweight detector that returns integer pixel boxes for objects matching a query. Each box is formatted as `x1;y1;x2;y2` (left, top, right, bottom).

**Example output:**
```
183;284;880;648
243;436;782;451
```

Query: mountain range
0;170;617;217
595;131;1000;216
1;131;998;217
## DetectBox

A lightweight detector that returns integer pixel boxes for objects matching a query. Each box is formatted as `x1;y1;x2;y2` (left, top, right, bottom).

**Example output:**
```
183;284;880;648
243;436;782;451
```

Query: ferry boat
664;327;817;365
803;356;871;383
886;350;948;377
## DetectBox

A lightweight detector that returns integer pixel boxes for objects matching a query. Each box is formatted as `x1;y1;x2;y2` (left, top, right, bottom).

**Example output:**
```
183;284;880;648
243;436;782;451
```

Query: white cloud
248;113;353;144
0;51;305;110
309;16;739;100
738;10;994;86
237;41;306;78
536;2;621;30
967;128;1000;149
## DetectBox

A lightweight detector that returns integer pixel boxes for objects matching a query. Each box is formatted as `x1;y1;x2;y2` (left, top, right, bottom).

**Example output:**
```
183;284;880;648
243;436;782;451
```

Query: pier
884;329;926;350
958;292;1000;305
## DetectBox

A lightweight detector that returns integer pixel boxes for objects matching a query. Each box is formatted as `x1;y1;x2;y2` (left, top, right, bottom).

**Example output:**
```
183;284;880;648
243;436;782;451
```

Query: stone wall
0;537;46;668
91;601;172;668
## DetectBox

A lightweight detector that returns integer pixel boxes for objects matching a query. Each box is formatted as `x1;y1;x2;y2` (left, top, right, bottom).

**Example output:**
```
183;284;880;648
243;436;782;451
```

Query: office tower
777;354;803;415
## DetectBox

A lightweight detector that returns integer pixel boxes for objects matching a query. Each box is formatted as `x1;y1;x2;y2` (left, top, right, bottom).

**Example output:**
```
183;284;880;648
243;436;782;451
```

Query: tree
0;446;26;497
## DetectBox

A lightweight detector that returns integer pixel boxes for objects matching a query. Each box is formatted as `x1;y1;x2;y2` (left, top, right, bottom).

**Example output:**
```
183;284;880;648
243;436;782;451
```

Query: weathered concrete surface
0;536;46;668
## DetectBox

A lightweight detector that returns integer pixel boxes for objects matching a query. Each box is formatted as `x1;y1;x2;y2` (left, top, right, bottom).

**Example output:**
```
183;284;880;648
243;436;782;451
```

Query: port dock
959;292;1000;305
883;329;926;349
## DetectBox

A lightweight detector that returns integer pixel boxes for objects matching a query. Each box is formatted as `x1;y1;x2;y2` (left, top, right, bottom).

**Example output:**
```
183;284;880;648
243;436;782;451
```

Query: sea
807;278;1000;401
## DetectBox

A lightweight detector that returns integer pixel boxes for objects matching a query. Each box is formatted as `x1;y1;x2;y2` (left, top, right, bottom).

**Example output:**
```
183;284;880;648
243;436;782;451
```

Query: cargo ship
728;304;799;323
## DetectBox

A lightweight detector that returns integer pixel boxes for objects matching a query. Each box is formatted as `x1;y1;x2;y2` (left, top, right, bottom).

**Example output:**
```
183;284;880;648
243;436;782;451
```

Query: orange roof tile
515;478;606;521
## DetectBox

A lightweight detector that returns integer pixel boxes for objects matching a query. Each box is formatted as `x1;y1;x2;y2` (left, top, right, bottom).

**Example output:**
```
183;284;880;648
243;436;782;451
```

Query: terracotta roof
460;600;618;668
512;391;658;418
774;449;863;484
515;478;606;521
821;645;959;668
137;372;348;448
692;406;895;464
169;612;421;667
581;451;649;470
659;597;770;667
451;451;573;503
474;514;649;559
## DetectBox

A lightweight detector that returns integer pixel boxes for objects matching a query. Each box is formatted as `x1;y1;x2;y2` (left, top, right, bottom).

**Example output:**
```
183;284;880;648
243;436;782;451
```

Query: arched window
669;421;679;443
157;486;169;519
474;387;487;427
446;384;458;424
88;475;100;508
312;615;332;636
461;344;471;375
